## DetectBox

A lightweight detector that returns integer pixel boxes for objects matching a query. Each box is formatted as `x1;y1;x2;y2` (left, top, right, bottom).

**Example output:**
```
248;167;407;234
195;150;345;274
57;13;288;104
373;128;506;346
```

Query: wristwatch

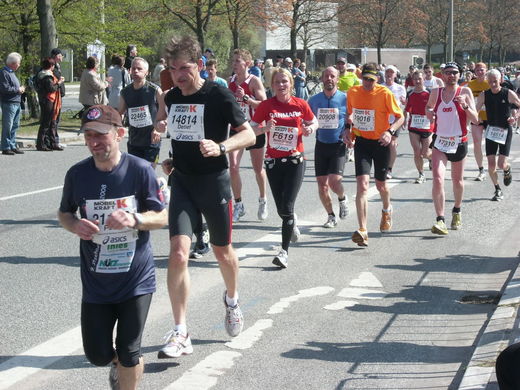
386;129;396;136
219;143;227;155
242;94;249;103
132;212;144;229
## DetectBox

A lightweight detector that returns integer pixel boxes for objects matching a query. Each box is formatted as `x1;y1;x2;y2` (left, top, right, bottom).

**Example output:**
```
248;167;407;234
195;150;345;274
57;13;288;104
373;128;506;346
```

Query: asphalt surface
1;112;519;389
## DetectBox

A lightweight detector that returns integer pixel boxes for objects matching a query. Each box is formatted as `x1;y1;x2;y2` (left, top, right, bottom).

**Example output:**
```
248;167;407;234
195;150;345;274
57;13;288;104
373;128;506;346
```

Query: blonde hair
271;67;294;89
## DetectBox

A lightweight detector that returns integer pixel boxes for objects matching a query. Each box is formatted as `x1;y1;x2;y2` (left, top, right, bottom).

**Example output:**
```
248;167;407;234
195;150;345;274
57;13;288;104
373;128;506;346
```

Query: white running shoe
339;198;349;219
158;331;193;358
232;202;245;222
323;215;337;228
223;292;244;337
415;174;426;184
475;170;486;181
257;198;268;220
272;249;288;268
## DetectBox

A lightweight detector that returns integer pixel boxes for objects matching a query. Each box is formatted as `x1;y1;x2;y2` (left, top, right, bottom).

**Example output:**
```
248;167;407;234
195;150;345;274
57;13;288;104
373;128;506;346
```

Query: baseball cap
81;105;123;134
337;57;347;64
361;63;379;80
346;63;356;71
205;48;214;54
440;63;446;68
385;65;398;73
285;57;293;63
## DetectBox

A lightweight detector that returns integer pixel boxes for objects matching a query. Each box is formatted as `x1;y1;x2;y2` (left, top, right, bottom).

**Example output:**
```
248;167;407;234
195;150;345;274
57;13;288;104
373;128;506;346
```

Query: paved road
0;132;519;389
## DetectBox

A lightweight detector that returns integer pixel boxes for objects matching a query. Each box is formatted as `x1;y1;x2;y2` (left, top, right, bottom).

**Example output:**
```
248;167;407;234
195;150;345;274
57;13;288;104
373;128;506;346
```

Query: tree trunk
290;26;297;59
37;0;58;58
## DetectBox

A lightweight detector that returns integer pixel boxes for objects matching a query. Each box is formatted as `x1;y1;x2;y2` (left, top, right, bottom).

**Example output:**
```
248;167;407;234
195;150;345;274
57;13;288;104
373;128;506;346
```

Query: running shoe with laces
257;198;268;220
431;220;448;235
339;198;349;219
415;173;426;184
272;249;288;268
451;212;462;230
347;147;354;162
504;168;512;187
158;331;193;359
109;362;119;390
475;170;486;181
351;229;368;246
232;202;245;222
380;210;392;233
323;215;337;228
290;214;300;243
491;189;504;201
223;291;244;337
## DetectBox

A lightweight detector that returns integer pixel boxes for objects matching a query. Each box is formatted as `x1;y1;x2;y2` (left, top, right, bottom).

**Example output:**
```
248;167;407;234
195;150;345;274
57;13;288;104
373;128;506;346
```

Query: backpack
29;73;41;93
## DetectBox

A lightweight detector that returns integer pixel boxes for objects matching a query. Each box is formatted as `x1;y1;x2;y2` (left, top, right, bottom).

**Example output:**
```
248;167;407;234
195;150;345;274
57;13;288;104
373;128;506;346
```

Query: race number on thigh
168;104;205;142
269;126;298;151
434;135;458;154
352;108;375;132
410;114;431;130
486;126;507;145
317;108;339;129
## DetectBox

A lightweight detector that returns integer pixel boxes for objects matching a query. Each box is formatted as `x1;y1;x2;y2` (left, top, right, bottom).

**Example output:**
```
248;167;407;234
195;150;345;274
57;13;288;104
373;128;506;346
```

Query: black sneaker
13;149;24;154
504;168;512;187
491;189;504;201
2;150;14;155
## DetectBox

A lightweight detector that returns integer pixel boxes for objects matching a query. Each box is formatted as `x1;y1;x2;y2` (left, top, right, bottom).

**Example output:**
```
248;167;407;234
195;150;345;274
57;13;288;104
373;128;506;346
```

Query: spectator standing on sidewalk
0;52;25;155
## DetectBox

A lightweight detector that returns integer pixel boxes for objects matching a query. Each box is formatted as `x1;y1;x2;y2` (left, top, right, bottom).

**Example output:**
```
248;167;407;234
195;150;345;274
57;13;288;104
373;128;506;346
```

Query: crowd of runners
50;35;520;389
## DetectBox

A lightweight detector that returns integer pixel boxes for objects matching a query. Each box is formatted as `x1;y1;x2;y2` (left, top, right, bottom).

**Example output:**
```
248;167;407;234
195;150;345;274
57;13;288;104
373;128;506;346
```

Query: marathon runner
228;48;268;222
467;62;490;181
119;57;162;167
383;65;406;179
475;69;520;201
58;105;167;389
308;66;349;228
154;35;255;358
422;64;444;91
405;70;434;183
345;63;404;246
250;67;318;268
426;62;478;235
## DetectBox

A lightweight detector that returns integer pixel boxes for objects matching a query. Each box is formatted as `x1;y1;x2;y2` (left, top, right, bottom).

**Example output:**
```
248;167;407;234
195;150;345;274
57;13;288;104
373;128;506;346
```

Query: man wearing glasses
425;62;478;235
344;63;403;246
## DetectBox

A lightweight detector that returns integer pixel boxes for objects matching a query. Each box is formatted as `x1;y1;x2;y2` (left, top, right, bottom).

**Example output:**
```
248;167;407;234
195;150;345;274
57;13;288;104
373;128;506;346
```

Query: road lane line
225;319;273;350
0;326;82;390
0;186;63;201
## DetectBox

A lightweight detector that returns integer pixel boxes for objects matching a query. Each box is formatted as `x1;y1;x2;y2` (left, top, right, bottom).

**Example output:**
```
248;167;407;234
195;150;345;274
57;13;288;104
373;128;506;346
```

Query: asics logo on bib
269;111;302;118
102;235;128;245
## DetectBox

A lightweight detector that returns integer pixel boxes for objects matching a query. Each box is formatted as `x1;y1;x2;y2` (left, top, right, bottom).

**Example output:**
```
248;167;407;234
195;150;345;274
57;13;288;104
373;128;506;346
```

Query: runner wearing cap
308;66;348;228
58;105;168;389
345;63;404;246
383;65;406;179
468;62;490;181
405;70;434;184
425;62;478;235
475;69;520;201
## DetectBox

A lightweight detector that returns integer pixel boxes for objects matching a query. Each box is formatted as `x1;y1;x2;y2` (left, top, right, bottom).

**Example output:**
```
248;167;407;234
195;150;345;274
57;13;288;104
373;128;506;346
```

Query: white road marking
337;287;387;300
225;319;273;350
163;350;242;390
323;300;358;311
349;271;383;288
267;286;335;314
0;326;82;390
0;185;63;201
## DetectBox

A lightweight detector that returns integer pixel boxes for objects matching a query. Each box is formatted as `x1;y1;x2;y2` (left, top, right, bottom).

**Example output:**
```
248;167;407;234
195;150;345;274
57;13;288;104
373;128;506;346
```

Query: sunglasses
443;70;459;75
362;77;376;82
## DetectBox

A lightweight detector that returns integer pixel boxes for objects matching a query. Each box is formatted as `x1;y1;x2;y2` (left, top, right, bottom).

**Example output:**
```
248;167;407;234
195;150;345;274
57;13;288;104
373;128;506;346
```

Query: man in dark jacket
50;48;65;146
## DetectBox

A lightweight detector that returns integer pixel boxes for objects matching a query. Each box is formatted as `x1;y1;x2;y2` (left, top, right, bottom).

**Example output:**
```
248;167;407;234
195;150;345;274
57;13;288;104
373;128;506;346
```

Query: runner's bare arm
247;77;267;109
154;91;168;132
425;88;439;121
475;91;485;112
459;87;479;124
58;210;99;241
106;209;168;231
302;115;318;136
199;121;255;157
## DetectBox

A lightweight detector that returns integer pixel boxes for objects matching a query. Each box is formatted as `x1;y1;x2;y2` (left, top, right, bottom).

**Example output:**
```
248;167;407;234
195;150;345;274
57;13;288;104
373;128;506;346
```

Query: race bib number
128;105;152;128
270;126;298;152
410;114;431;130
352;108;375;132
486;125;507;145
168;104;205;142
317;108;339;129
85;196;138;273
434;135;458;154
239;102;251;121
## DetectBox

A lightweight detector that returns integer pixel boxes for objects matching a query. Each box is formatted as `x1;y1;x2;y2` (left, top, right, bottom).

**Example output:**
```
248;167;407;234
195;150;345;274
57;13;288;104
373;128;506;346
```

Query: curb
458;260;520;389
